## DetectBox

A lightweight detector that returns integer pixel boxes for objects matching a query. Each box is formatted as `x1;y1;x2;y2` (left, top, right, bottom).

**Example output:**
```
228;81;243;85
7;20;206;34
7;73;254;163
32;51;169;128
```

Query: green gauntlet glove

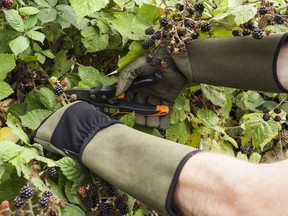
33;101;200;216
117;33;288;129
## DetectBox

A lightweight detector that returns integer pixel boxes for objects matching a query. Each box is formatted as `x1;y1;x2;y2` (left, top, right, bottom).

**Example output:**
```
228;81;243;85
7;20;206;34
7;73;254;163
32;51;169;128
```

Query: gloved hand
117;33;288;129
33;101;200;216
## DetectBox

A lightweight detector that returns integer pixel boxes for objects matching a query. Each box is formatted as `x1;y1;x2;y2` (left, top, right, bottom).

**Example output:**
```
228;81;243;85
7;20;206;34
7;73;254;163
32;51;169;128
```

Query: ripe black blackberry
232;30;240;36
252;29;263;40
151;31;161;40
38;195;50;208
87;184;98;196
106;183;117;196
274;107;281;114
1;0;13;8
242;29;251;36
47;167;58;177
159;17;169;27
243;21;255;30
115;199;129;214
286;114;288;121
20;185;34;199
98;202;114;214
145;27;155;35
82;196;98;208
43;190;53;198
263;113;270;121
192;31;199;39
142;38;155;49
274;115;282;122
259;6;268;15
275;15;284;24
13;196;24;208
195;3;204;13
201;23;211;32
54;85;64;96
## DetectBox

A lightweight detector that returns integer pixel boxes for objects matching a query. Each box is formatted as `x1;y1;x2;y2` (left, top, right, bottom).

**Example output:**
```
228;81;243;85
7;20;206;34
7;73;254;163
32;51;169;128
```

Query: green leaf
20;109;53;130
0;81;13;100
26;30;45;43
24;15;38;30
230;4;258;25
22;161;47;191
81;26;109;53
19;6;40;15
4;9;25;32
267;25;288;33
201;84;234;107
112;12;148;40
46;179;65;199
35;53;46;64
25;90;45;111
57;16;71;29
249;152;262;163
0;30;19;53
47;0;58;7
241;113;279;149
56;157;85;190
6;114;29;144
117;41;146;71
236;91;265;111
166;120;191;144
34;0;52;7
70;0;109;18
77;65;117;88
170;91;190;124
61;205;86;216
38;87;60;111
134;208;145;216
0;141;23;162
41;49;55;59
64;182;87;210
0;163;15;184
9;36;30;57
52;50;74;78
138;3;162;23
197;108;220;128
38;8;57;24
56;5;78;26
119;113;135;127
1;41;17;64
236;152;248;161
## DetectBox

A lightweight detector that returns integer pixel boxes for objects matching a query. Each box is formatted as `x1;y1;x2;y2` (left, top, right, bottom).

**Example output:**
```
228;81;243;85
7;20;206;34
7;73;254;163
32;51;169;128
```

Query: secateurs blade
63;70;169;116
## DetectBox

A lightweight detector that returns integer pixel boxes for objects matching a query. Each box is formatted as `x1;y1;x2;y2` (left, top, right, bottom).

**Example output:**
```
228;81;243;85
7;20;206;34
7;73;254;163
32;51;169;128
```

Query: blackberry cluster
87;184;98;195
82;196;98;209
252;29;263;40
151;31;161;40
53;85;64;96
78;183;99;209
13;196;24;208
19;185;34;199
145;27;155;35
47;167;58;177
1;0;13;8
97;202;114;215
115;197;129;214
43;190;53;198
195;3;204;13
38;195;50;208
259;6;268;15
104;181;117;197
142;38;155;49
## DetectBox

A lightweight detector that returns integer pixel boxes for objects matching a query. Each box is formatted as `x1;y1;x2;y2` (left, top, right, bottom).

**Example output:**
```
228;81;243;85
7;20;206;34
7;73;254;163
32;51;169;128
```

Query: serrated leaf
35;53;46;64
41;49;55;59
52;50;74;78
197;108;220;128
57;16;71;29
138;3;162;23
56;5;77;26
47;0;58;6
38;8;57;24
77;65;117;88
4;10;25;32
166;120;191;144
201;84;232;107
70;0;109;18
0;163;15;184
0;81;13;100
0;127;19;143
24;15;38;30
120;113;135;127
26;30;45;43
0;30;19;53
112;12;148;40
19;7;40;15
0;141;23;162
170;92;190;124
118;41;146;71
9;36;30;57
61;205;86;216
38;87;59;111
81;26;109;53
0;54;16;80
230;4;258;25
56;157;85;190
22;161;46;191
6;114;29;144
34;0;51;7
20;109;53;130
241;113;279;149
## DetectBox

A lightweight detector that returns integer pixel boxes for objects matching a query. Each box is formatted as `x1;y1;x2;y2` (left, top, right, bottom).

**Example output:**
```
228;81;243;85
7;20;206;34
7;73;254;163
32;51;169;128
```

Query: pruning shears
63;70;169;117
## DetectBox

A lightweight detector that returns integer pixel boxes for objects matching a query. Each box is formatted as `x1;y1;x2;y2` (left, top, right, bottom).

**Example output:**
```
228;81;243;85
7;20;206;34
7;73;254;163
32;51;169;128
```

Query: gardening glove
33;101;200;216
116;33;288;128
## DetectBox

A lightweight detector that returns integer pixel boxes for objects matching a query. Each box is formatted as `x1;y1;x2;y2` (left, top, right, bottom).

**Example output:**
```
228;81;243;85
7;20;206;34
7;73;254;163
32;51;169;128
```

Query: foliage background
1;0;288;215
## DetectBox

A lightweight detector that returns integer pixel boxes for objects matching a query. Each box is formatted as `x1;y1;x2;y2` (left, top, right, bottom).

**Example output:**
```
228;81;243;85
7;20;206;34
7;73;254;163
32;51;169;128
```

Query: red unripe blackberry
20;185;34;199
0;200;9;209
13;196;24;208
274;115;282;122
60;79;68;87
145;27;155;35
159;17;169;27
2;0;13;8
77;186;87;196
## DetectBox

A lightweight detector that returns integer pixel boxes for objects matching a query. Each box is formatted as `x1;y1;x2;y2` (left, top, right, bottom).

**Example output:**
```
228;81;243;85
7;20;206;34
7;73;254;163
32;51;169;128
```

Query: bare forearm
174;152;288;216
